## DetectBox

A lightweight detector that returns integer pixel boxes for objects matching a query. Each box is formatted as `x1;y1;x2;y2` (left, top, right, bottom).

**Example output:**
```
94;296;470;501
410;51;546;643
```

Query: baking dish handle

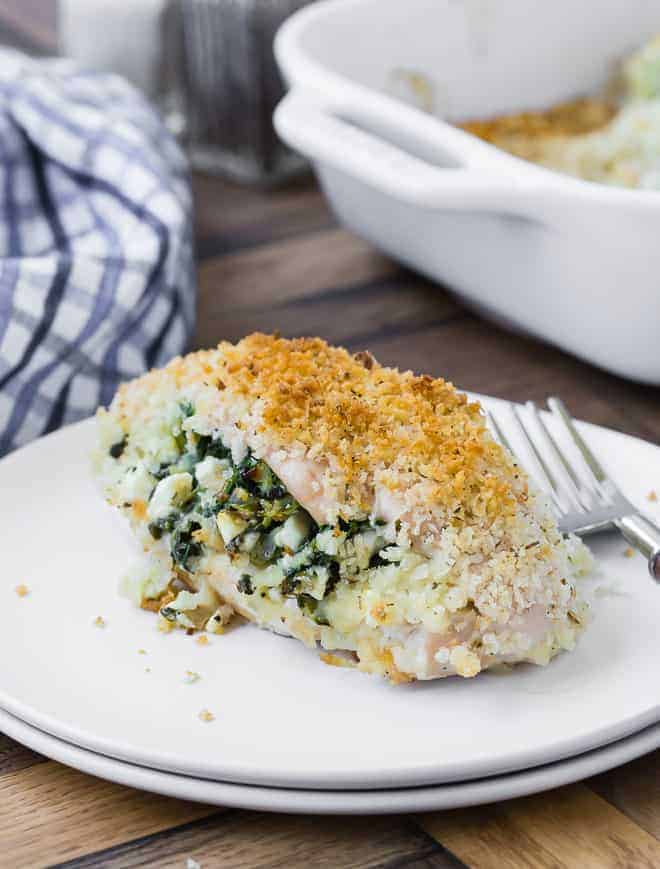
274;93;543;216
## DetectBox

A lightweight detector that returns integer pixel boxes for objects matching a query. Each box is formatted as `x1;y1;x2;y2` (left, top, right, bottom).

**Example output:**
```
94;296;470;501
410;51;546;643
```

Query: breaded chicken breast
94;334;591;682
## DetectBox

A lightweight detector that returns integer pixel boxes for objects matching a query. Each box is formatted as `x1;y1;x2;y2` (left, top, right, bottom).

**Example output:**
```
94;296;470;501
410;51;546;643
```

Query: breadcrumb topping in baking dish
461;33;660;190
94;334;593;682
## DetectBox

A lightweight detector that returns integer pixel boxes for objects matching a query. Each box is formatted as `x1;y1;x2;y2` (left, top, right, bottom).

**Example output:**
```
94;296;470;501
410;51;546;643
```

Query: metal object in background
180;0;312;185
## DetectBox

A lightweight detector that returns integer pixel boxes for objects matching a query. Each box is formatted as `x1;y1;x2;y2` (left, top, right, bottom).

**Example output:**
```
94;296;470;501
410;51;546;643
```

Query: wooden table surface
3;4;660;868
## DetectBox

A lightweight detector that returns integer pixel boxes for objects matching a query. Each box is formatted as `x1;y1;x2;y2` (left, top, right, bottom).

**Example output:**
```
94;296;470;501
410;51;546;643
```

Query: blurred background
0;0;659;456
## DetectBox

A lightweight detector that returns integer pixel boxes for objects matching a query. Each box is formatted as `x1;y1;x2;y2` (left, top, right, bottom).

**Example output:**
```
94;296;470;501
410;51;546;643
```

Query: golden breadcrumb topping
225;334;522;519
461;97;615;147
115;333;525;523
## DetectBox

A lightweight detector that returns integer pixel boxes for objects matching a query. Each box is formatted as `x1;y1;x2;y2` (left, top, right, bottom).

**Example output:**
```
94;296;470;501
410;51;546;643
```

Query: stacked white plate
2;395;660;814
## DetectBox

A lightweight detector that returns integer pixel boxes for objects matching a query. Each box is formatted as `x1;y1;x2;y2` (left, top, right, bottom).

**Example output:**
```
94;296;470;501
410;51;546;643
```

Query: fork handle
615;514;660;580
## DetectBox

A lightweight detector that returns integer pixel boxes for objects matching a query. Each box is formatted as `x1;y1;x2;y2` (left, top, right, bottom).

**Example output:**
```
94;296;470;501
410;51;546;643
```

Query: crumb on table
648;490;658;502
198;709;214;722
14;584;29;598
624;547;635;558
195;635;209;647
184;670;201;684
93;616;106;628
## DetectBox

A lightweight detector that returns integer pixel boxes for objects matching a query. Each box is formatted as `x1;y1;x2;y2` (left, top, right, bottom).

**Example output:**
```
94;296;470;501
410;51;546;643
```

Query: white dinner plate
1;397;660;790
2;705;660;814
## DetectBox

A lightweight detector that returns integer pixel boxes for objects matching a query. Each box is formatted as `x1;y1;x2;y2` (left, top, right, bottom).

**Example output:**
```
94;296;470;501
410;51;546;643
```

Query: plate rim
2;402;660;790
2;705;659;814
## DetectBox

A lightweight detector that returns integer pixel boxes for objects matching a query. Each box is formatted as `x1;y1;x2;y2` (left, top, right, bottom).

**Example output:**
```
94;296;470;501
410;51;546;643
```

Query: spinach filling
108;436;127;459
143;402;389;618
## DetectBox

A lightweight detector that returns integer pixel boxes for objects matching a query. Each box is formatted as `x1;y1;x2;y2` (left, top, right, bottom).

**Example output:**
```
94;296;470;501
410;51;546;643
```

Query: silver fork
488;397;660;580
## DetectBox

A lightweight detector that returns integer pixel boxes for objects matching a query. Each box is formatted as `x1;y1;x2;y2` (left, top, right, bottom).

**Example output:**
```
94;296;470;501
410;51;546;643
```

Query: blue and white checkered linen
0;49;195;457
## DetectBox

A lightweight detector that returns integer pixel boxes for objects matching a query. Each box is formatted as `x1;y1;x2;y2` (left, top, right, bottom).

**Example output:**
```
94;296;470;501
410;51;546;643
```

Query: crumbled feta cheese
195;456;231;491
300;565;331;601
119;465;155;503
216;510;247;544
274;512;312;552
315;527;341;556
148;472;193;520
160;584;221;631
121;560;171;607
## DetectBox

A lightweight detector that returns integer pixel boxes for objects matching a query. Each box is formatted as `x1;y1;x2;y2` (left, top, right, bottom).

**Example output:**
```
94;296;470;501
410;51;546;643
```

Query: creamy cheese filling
106;399;407;633
98;392;592;680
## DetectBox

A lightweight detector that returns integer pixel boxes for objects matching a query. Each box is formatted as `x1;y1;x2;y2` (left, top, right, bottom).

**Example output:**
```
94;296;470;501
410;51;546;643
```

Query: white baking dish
274;0;660;383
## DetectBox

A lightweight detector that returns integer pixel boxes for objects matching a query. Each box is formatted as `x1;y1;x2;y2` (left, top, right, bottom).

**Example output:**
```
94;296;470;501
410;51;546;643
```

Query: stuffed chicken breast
94;334;591;682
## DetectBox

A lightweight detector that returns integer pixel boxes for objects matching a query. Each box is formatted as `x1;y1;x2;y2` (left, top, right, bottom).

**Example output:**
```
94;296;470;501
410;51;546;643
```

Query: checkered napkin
0;49;195;457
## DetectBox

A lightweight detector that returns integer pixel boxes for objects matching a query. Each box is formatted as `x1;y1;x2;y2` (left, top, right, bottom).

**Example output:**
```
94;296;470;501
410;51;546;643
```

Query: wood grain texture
0;732;45;777
418;784;660;869
194;172;334;257
0;762;216;867
198;227;396;308
197;271;462;351
590;750;660;839
54;812;465;869
2;2;660;865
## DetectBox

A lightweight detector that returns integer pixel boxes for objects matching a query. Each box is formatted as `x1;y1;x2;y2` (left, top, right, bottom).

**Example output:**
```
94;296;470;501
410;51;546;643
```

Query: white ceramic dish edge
273;0;660;384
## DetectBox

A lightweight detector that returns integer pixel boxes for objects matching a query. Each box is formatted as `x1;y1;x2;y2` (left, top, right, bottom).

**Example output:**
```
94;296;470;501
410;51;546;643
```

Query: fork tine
510;403;567;515
486;410;514;455
547;397;611;500
525;401;593;512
